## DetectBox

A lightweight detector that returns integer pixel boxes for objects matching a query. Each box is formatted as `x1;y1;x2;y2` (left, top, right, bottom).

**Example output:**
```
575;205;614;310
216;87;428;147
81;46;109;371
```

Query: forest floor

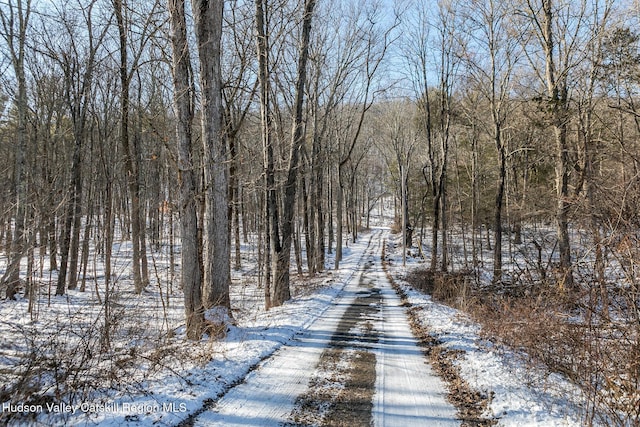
1;227;590;426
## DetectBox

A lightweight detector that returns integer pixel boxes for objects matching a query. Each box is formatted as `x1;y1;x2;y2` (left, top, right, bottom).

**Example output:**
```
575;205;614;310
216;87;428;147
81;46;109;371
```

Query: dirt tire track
287;266;382;427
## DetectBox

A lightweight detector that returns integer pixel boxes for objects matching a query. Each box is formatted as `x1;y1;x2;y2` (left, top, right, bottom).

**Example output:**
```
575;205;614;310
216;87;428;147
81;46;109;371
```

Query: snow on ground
0;221;595;426
384;233;591;426
0;231;373;426
399;286;587;426
192;229;458;426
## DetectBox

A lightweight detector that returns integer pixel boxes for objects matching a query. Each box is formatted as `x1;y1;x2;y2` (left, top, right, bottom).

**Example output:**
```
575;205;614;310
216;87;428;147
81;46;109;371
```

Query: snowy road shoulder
373;269;458;427
383;238;589;427
398;283;587;426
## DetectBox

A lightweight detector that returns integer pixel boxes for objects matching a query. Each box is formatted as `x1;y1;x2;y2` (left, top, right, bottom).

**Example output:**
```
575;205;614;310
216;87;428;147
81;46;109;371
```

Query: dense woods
1;0;639;424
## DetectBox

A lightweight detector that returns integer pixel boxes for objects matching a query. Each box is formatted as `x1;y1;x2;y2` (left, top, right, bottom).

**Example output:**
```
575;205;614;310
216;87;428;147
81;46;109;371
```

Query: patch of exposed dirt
323;349;376;427
406;306;495;426
286;265;381;426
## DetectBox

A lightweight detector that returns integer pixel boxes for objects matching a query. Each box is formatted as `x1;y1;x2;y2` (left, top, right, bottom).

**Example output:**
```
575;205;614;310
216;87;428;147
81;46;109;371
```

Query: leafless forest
1;0;639;425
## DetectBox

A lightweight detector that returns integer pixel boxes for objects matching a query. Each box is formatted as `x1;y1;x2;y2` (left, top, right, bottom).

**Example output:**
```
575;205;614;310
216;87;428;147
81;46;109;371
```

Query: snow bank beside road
399;283;587;426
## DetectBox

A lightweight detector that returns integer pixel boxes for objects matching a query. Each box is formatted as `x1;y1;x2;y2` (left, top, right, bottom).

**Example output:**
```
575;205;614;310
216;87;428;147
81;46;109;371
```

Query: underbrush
0;284;220;426
406;268;640;426
0;245;334;426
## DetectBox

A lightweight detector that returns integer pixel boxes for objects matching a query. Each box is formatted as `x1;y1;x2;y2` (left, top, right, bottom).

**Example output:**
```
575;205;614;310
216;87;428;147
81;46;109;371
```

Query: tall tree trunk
168;0;204;339
229;133;242;270
134;93;150;287
438;77;451;273
328;163;334;255
150;160;161;252
584;122;608;319
0;0;31;299
314;136;325;272
193;0;230;310
349;172;358;243
430;177;440;272
115;0;145;294
335;165;344;269
56;131;82;295
418;92;440;273
470;123;480;269
542;0;573;289
273;0;316;306
439;164;448;272
98;113;115;347
255;0;278;309
308;68;332;272
48;215;57;271
67;157;84;290
103;181;113;349
80;184;94;292
301;155;316;275
46;142;58;273
493;126;506;284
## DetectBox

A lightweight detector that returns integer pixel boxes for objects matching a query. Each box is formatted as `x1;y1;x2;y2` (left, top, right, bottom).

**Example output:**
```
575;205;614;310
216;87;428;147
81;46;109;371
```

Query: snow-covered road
373;273;458;426
192;229;458;426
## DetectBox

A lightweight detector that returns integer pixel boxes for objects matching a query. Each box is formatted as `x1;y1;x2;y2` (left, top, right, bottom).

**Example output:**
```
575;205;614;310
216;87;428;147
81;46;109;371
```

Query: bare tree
384;101;418;252
0;0;31;299
114;0;163;294
400;1;435;263
571;1;614;321
272;0;316;306
222;2;257;272
114;0;145;294
519;0;592;290
192;0;231;310
401;0;461;272
168;0;204;339
460;0;520;283
254;0;277;309
50;1;108;296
